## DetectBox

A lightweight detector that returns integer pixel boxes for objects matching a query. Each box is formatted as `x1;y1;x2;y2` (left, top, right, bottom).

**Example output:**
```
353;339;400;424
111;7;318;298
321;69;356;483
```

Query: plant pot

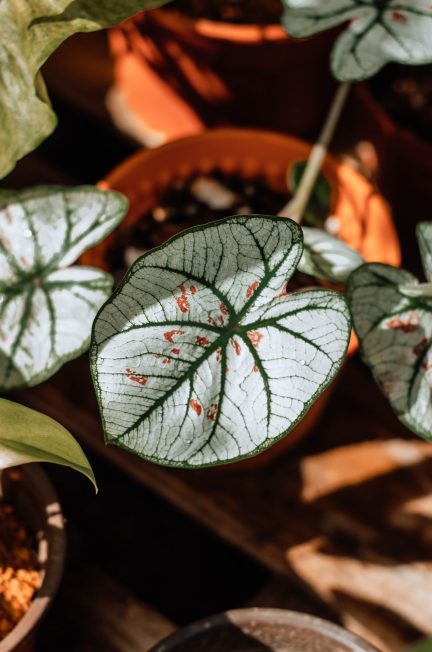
107;8;338;146
0;465;66;652
148;608;379;651
349;83;432;271
84;128;400;465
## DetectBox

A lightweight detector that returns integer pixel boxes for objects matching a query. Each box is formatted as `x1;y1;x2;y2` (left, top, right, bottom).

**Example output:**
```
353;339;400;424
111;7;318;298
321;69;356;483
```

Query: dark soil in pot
167;0;283;24
369;63;432;143
0;504;41;642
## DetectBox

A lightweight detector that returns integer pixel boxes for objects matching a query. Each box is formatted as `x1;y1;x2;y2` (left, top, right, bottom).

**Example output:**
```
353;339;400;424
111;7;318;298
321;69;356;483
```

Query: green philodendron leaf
0;185;128;390
299;227;364;283
91;215;351;468
417;222;432;282
348;262;432;440
282;1;432;82
0;399;96;488
0;0;170;179
289;161;331;228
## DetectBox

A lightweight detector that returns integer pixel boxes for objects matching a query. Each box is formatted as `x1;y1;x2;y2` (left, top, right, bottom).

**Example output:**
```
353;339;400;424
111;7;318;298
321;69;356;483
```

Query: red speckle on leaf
246;280;260;299
155;354;163;359
247;331;263;349
206;403;219;422
190;399;202;416
225;366;230;373
208;317;217;327
277;284;288;299
172;348;181;355
391;10;407;23
216;348;222;362
253;364;259;373
230;338;242;356
196;336;210;347
386;315;420;333
162;359;171;365
176;284;190;313
414;338;429;357
190;285;197;295
219;316;225;326
220;303;228;316
125;369;148;386
164;329;185;343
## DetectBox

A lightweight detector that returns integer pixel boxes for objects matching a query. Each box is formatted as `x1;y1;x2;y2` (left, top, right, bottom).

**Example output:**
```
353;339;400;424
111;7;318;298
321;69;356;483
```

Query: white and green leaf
0;185;128;390
348;263;432;440
0;398;96;488
91;215;351;468
282;0;432;81
299;227;364;283
0;0;170;179
417;222;432;282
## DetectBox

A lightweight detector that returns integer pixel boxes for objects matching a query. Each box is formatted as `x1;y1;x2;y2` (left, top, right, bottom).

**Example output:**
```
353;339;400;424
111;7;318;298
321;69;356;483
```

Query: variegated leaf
299;227;364;283
348;263;432;440
0;186;127;390
91;215;351;468
0;398;96;489
282;0;432;81
417;222;432;282
0;0;170;179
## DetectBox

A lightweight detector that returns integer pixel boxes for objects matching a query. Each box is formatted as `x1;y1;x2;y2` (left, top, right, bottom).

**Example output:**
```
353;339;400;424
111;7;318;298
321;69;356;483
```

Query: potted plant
106;1;339;146
148;608;379;651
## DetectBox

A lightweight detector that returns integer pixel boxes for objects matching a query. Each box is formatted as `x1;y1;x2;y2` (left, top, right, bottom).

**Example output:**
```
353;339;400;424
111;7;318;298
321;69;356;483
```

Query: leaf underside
91;215;351;468
282;0;432;81
299;226;364;283
0;399;96;488
348;263;432;440
0;0;170;179
0;185;127;390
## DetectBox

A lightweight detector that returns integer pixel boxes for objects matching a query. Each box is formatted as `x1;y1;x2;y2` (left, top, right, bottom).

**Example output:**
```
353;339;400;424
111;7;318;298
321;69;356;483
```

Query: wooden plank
15;356;432;651
44;563;175;651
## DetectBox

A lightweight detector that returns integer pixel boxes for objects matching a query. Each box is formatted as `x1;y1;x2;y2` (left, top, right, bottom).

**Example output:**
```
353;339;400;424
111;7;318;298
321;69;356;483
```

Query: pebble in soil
109;171;292;278
0;503;41;640
166;0;283;25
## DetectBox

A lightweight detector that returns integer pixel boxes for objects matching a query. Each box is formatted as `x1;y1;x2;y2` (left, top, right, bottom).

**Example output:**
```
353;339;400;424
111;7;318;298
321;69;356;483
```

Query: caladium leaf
299;227;364;283
289;161;331;228
417;222;432;282
0;185;127;390
91;215;351;468
0;398;96;488
348;263;432;440
0;0;170;179
282;1;432;81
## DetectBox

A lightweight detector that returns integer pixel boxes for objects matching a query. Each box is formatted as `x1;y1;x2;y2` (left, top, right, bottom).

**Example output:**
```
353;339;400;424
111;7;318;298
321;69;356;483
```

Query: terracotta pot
84;128;400;465
0;465;66;652
149;608;379;651
350;83;432;271
107;8;338;146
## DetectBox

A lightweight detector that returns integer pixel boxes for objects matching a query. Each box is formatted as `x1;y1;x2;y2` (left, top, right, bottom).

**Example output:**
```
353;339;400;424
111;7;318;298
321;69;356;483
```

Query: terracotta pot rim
0;465;66;652
149;607;379;651
140;7;289;43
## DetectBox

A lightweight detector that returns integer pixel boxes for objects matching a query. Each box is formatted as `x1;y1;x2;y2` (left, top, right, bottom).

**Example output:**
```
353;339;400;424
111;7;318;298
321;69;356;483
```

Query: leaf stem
279;82;351;223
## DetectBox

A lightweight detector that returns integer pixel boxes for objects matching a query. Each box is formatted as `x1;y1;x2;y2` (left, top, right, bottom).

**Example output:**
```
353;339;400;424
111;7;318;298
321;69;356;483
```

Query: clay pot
0;465;66;652
107;8;338;146
83;128;400;465
149;608;379;651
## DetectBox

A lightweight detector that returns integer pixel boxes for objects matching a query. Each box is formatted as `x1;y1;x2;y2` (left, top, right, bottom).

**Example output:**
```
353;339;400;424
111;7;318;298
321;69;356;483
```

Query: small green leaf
282;1;432;82
0;399;96;489
0;185;128;390
91;215;351;468
289;161;331;228
348;263;432;440
0;0;170;179
417;222;432;282
299;227;364;283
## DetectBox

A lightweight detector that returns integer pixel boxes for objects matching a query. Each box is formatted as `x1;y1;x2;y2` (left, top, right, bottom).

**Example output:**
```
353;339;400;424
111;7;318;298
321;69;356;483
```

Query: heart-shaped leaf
0;185;127;390
0;398;96;488
282;1;432;81
0;0;170;179
348;262;432;440
299;227;364;283
289;161;331;228
91;215;351;468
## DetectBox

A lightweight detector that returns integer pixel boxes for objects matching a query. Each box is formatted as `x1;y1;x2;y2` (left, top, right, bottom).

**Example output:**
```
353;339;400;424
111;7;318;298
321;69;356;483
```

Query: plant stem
279;82;351;223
